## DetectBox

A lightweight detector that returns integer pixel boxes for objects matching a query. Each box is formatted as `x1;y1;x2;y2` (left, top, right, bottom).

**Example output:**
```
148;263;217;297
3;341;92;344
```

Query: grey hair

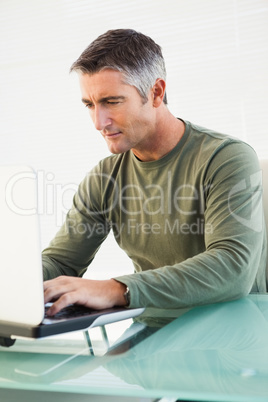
70;29;167;104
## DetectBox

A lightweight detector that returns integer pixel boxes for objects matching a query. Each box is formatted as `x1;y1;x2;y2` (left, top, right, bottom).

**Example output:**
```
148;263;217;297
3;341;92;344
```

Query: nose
92;106;111;131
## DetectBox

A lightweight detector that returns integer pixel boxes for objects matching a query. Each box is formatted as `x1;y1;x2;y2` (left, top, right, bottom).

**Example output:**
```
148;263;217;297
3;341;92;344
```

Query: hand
43;276;127;316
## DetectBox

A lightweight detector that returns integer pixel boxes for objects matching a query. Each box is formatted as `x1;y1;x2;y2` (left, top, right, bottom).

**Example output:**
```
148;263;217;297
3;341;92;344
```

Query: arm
114;143;267;308
42;165;128;314
42;166;110;281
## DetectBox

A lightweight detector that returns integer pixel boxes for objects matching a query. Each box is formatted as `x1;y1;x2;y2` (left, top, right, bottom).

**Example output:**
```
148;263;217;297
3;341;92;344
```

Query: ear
152;79;166;107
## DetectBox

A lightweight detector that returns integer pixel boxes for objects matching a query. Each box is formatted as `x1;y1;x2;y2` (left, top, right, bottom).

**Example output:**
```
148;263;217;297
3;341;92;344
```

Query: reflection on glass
1;296;268;401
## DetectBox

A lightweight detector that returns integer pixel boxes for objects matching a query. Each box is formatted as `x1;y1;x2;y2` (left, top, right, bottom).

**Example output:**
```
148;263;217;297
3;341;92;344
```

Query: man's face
79;69;157;158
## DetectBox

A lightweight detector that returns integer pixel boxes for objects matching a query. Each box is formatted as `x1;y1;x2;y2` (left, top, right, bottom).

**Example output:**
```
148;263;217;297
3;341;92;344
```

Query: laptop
0;165;144;344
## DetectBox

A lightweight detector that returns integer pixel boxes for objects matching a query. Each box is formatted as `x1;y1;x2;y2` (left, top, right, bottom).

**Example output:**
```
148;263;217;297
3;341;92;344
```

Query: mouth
103;131;122;139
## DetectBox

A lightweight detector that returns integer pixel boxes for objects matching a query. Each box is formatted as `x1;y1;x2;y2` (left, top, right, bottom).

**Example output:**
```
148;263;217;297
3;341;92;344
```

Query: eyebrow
81;96;126;104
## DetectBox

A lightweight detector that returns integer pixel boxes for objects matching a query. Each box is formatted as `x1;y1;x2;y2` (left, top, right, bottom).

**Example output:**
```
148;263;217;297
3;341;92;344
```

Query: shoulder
184;120;259;170
186;120;248;148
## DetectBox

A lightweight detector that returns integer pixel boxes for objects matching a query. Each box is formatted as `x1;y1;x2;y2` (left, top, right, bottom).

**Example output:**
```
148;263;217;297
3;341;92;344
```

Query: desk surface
1;294;268;402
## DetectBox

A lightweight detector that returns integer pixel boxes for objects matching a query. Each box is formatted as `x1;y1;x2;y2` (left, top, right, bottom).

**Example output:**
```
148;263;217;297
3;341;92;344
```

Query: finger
44;282;74;304
46;292;77;316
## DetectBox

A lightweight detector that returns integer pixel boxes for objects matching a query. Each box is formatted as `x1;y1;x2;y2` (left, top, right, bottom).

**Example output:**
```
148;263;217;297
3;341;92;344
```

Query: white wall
1;0;267;279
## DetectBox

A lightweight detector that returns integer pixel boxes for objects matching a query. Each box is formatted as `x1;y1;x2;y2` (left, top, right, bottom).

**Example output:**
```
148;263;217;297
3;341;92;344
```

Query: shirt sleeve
42;165;110;280
114;142;267;308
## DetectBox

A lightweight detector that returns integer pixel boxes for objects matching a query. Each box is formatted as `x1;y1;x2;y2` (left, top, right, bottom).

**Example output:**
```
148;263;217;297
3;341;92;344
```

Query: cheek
117;103;153;131
114;110;136;130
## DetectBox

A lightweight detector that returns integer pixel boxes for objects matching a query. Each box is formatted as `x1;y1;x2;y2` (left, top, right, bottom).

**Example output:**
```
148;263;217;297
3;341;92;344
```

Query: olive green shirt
42;120;267;308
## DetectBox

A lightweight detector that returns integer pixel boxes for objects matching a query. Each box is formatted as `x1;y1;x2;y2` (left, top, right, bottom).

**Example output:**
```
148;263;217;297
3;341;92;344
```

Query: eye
107;101;120;105
85;103;94;109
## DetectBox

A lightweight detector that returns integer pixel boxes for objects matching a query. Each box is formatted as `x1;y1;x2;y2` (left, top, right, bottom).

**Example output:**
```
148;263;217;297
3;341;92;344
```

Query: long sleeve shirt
42;120;267;308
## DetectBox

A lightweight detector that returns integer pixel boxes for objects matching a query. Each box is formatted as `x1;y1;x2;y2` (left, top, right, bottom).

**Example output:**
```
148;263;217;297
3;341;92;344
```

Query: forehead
78;69;136;99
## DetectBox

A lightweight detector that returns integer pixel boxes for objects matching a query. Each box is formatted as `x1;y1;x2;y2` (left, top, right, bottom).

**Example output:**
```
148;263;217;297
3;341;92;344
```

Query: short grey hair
70;29;167;104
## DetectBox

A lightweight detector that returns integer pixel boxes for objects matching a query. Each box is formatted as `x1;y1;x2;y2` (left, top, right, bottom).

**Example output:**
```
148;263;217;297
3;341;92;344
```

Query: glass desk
1;294;268;402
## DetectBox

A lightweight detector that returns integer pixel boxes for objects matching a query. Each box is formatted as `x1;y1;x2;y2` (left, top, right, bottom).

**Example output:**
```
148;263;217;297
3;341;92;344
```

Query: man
43;29;267;316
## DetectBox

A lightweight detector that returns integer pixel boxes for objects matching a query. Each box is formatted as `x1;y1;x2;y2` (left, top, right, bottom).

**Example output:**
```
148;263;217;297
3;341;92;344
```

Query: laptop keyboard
44;304;95;320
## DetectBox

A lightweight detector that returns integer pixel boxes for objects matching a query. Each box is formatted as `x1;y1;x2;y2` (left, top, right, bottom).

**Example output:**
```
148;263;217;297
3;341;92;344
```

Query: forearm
42;255;87;281
115;196;266;310
114;242;264;309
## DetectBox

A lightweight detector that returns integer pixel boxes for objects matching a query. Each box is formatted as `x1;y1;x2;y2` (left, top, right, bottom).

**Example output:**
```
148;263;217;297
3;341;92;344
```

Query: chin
107;143;131;155
109;149;126;155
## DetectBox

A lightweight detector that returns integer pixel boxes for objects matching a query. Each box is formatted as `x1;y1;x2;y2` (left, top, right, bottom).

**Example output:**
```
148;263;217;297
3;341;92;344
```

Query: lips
103;131;122;139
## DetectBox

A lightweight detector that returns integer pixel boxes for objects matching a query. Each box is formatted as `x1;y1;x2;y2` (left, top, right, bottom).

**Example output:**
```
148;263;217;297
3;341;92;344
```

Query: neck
132;109;185;162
